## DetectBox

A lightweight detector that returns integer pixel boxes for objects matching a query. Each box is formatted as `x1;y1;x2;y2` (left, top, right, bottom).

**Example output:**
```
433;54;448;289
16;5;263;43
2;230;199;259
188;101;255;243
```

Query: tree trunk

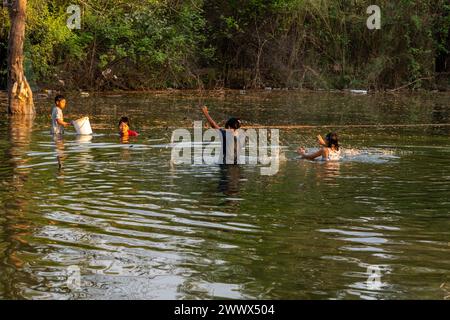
7;0;34;115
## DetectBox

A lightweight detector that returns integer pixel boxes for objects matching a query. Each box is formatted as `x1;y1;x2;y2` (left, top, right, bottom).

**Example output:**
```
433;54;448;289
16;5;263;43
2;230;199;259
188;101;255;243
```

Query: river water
0;90;449;299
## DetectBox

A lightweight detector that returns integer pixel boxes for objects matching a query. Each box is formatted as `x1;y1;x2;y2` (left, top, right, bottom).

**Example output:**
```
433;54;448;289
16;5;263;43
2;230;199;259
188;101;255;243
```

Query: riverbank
2;86;449;100
2;87;450;115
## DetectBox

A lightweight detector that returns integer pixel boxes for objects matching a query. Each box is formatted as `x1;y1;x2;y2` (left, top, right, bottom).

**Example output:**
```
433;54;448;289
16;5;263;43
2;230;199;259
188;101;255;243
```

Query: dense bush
0;9;10;90
203;0;450;90
0;0;449;90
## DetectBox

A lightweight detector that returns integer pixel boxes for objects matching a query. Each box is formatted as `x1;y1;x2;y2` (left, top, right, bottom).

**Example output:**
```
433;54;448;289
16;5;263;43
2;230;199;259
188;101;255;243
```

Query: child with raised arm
201;106;243;165
297;132;341;161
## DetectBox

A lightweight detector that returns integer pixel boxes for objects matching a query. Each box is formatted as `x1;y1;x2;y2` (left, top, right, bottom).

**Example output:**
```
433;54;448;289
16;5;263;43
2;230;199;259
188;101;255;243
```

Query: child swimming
297;132;341;161
51;95;71;135
200;105;243;165
118;117;139;137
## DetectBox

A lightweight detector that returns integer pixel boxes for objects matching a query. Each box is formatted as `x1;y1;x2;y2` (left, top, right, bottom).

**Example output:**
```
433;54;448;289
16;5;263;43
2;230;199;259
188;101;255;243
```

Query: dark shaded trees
0;0;449;92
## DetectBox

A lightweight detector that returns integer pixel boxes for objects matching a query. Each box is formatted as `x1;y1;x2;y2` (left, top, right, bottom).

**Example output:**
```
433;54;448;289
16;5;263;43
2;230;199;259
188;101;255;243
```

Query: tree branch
388;76;435;92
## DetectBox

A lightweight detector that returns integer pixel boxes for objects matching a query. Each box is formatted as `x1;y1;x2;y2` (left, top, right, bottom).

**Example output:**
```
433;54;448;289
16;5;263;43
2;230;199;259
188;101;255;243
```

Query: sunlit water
0;91;449;299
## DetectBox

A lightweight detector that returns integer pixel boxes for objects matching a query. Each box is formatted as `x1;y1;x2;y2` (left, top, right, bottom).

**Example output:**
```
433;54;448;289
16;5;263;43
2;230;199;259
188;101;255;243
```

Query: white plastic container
72;117;93;135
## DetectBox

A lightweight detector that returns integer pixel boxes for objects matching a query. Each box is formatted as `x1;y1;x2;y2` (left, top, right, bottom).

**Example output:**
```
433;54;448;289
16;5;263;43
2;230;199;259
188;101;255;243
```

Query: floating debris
350;89;368;95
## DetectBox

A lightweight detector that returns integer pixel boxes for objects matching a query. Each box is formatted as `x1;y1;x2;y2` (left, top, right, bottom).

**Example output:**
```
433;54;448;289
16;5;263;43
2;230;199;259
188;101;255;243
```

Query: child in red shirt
118;117;139;137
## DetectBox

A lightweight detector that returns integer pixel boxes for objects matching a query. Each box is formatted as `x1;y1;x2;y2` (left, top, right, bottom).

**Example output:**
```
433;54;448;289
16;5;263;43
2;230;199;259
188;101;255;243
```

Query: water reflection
75;135;93;144
120;135;130;144
1;116;35;298
54;136;66;172
429;104;450;135
74;135;93;169
318;161;341;184
218;165;242;196
431;104;449;124
0;92;449;300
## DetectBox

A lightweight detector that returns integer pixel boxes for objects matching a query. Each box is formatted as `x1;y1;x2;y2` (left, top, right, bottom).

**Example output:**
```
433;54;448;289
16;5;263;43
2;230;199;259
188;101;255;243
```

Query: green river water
0;91;449;299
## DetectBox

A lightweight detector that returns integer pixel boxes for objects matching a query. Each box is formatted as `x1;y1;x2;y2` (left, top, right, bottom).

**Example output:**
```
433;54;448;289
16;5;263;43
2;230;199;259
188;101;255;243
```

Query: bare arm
201;106;221;129
57;118;70;127
317;134;326;146
297;147;324;160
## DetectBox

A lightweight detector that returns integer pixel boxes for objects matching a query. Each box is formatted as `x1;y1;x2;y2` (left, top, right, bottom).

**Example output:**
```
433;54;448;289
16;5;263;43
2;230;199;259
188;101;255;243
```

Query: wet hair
55;95;65;104
225;118;241;130
325;132;339;151
118;116;129;128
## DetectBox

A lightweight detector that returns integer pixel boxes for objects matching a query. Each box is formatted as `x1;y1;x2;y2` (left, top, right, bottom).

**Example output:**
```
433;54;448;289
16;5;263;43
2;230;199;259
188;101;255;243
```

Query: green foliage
203;0;450;89
2;0;213;90
0;0;449;90
0;9;10;89
26;0;75;79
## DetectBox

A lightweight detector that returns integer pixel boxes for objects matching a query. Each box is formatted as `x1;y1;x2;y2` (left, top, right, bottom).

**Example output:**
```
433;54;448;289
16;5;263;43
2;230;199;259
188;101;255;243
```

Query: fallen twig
388;77;434;92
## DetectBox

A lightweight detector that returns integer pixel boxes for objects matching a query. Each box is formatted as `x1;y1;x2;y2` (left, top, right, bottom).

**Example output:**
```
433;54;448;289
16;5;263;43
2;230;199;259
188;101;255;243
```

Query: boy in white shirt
51;95;71;135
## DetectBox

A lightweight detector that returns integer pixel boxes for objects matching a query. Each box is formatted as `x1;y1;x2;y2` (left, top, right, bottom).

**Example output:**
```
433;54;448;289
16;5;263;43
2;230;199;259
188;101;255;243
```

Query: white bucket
75;134;93;144
72;117;93;135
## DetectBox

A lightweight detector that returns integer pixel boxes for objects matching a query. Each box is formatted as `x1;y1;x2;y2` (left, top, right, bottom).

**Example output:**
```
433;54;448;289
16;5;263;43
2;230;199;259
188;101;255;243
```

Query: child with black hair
118;116;139;137
201;106;243;165
51;95;71;135
297;132;341;161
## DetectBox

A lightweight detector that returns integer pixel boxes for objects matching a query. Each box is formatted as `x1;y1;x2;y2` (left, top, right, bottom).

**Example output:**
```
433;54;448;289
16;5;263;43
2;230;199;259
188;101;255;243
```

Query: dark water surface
0;91;449;299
